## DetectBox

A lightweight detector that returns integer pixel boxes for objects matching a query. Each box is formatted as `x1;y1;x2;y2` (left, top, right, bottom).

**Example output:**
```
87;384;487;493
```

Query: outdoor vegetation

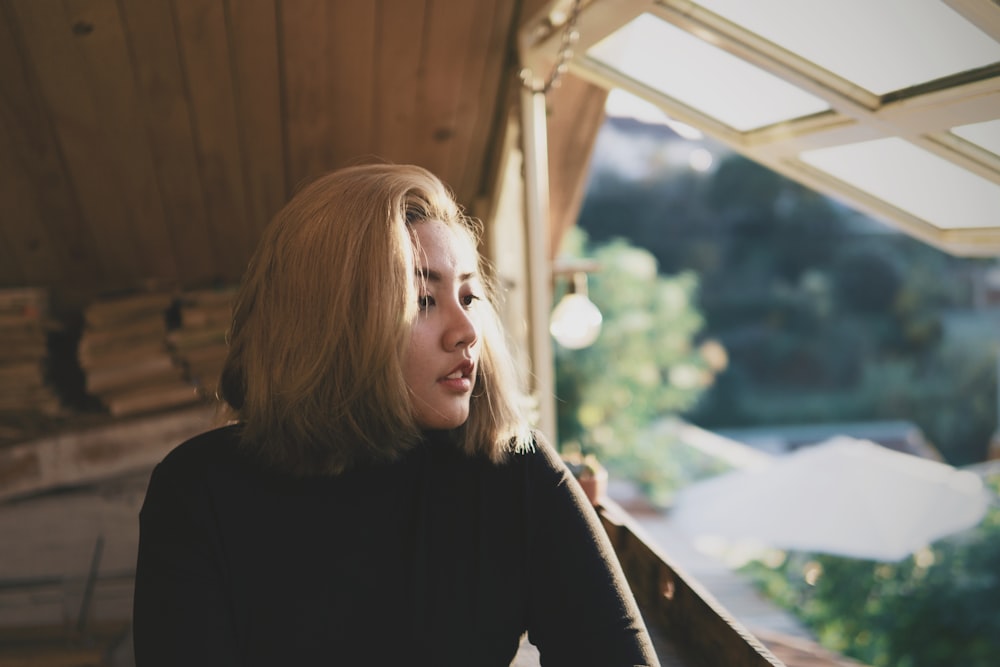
740;471;1000;666
553;229;730;505
554;116;1000;665
570;118;998;468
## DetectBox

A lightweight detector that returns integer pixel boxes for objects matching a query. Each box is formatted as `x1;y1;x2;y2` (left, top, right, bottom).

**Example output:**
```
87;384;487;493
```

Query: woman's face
404;219;483;431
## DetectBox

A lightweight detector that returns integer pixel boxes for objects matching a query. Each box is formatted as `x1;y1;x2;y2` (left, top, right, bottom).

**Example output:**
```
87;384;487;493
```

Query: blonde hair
220;164;533;475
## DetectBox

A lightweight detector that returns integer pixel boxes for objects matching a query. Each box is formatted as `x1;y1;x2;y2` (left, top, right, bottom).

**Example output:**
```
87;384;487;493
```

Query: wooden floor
0;471;145;666
0;478;144;627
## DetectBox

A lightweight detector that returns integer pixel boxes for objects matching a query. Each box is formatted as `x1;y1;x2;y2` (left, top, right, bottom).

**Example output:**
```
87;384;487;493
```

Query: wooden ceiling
0;0;581;315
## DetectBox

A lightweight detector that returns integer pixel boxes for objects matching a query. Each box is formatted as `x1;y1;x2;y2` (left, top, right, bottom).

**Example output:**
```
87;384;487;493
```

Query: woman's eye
461;294;481;308
418;295;435;310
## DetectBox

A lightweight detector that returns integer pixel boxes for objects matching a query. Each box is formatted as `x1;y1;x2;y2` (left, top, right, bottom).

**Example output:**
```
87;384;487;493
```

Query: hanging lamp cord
519;0;582;95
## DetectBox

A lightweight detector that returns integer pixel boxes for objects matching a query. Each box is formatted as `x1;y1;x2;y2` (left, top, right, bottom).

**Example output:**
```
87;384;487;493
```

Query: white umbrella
670;436;993;562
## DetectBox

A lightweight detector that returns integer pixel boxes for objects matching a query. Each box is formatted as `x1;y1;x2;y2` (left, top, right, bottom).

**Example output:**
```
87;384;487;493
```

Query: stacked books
0;287;62;417
79;291;200;417
170;286;236;398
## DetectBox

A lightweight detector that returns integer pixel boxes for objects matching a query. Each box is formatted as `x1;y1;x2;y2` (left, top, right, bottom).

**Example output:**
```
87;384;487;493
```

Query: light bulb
550;293;602;349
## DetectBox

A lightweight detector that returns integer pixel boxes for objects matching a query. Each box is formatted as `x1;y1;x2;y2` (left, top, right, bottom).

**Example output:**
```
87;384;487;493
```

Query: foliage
553;229;724;500
739;474;1000;666
569;119;1000;666
577;147;998;465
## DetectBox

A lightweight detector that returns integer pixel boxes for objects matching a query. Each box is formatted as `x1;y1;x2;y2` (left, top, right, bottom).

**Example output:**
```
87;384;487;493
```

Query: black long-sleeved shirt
133;425;659;666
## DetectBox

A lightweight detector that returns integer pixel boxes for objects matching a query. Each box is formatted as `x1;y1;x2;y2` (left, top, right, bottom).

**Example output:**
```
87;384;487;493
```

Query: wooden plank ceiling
0;0;565;314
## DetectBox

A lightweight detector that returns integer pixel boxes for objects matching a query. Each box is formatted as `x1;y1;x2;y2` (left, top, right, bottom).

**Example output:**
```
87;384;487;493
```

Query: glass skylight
587;13;829;132
692;0;1000;95
952;120;1000;158
800;138;1000;230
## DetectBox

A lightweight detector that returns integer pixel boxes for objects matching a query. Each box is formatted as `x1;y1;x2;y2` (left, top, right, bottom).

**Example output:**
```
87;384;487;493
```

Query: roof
523;0;1000;256
0;0;572;313
6;1;999;317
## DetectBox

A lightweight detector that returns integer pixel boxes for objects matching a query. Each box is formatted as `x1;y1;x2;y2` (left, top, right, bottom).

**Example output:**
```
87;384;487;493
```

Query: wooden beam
0;405;215;503
545;72;608;258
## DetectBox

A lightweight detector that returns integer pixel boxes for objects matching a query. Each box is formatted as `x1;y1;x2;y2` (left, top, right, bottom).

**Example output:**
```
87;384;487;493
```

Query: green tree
580;145;997;465
554;229;724;500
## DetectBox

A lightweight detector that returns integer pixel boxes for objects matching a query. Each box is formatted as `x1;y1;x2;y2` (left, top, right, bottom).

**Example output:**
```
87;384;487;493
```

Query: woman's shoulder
497;433;598;519
154;423;244;480
498;432;569;480
140;424;246;518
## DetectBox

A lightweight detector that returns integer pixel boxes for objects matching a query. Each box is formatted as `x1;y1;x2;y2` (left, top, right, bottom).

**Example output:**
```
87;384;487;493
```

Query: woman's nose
443;303;478;350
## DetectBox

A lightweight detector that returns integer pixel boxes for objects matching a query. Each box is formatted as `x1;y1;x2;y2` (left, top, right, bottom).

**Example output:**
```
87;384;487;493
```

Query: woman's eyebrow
414;268;478;282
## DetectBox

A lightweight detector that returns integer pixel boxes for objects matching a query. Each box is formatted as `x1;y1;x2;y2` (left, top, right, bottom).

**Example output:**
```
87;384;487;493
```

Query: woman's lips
439;360;474;391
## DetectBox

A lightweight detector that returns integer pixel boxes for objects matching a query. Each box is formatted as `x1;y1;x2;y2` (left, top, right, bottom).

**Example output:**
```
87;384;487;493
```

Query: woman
133;164;660;666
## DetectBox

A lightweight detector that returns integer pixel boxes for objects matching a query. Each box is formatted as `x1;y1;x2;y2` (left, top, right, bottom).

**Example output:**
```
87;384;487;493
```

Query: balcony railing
597;499;785;667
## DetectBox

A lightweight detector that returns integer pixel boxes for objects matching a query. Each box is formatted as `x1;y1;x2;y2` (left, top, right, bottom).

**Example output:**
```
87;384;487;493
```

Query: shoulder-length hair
219;163;533;475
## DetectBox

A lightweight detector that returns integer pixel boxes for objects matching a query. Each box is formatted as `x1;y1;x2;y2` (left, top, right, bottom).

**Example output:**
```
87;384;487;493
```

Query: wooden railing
598;499;785;667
